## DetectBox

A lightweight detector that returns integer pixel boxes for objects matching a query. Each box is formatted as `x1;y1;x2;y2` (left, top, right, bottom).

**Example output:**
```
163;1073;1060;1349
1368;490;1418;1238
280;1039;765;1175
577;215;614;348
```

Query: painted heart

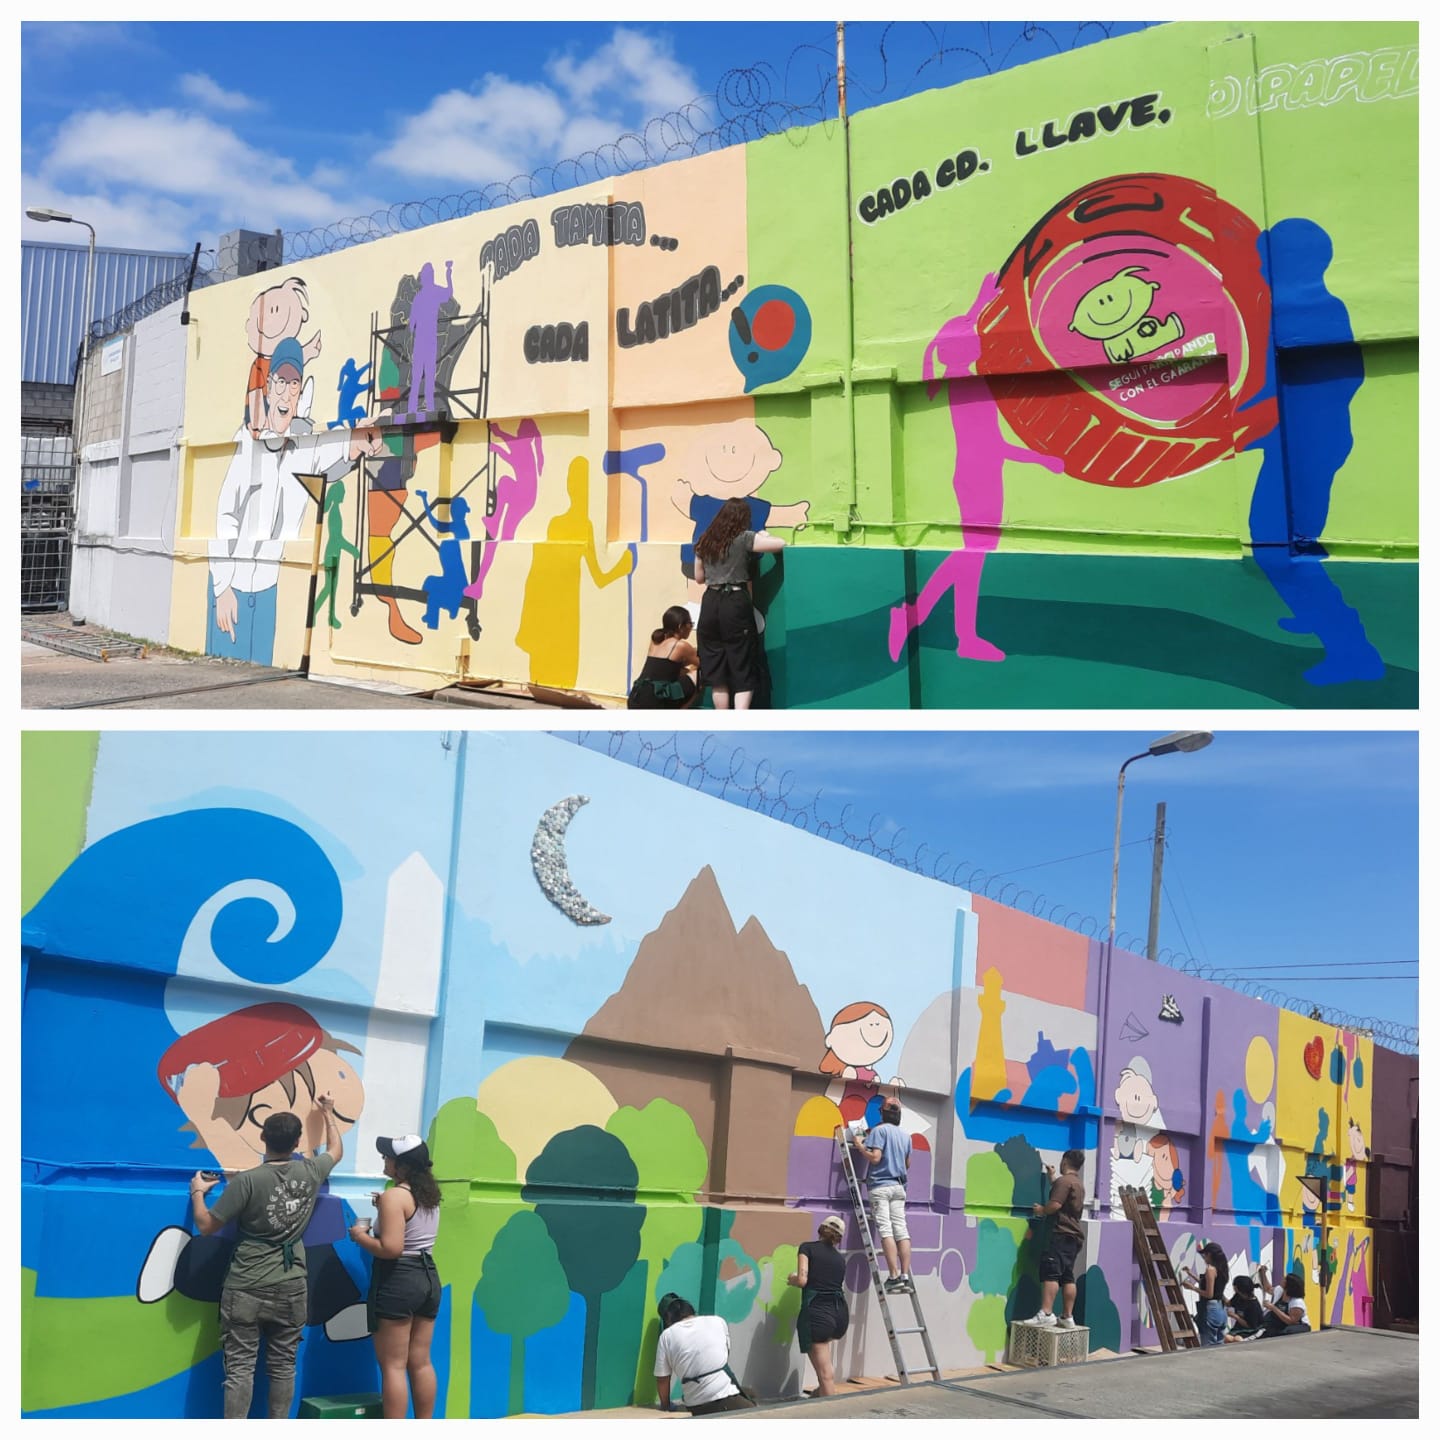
1303;1036;1324;1080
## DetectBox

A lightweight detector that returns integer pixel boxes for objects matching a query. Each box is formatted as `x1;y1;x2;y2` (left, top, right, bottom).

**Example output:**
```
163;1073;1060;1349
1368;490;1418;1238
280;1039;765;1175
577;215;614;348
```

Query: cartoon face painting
689;421;783;500
157;1001;365;1172
820;1002;894;1078
1069;267;1185;363
1115;1057;1161;1127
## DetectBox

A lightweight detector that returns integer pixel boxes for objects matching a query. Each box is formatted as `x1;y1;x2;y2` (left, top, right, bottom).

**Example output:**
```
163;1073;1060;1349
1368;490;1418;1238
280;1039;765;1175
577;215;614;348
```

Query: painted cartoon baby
820;1001;904;1125
1069;267;1184;364
1109;1055;1165;1208
1344;1118;1369;1212
136;1001;370;1341
671;419;810;601
246;277;323;437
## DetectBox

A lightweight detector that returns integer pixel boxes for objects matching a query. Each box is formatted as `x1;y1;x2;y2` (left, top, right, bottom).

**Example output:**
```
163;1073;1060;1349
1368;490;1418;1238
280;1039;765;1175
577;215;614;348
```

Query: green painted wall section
775;548;1418;708
21;732;99;915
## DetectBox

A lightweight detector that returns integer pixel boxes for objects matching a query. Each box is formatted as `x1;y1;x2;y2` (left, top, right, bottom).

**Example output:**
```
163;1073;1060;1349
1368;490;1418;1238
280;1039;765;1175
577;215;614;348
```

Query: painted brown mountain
564;866;831;1200
571;864;826;1063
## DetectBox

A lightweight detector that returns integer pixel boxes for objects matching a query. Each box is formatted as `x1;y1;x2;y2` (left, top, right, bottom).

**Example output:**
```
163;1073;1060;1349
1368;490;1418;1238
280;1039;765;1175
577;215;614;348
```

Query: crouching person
654;1293;756;1416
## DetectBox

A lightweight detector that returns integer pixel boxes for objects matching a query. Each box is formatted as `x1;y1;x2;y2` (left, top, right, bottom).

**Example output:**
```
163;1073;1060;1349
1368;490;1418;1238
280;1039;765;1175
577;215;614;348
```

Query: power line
986;838;1147;880
1213;959;1417;972
1229;974;1416;983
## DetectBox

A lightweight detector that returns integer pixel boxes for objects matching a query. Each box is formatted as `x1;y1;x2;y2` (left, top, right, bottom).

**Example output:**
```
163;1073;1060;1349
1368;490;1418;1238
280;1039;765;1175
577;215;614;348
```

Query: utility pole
1146;801;1167;961
836;20;848;120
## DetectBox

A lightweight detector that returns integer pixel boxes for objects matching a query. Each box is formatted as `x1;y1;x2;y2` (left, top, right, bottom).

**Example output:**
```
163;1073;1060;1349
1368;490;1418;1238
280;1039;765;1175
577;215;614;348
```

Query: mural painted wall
21;731;1417;1416
138;20;1418;708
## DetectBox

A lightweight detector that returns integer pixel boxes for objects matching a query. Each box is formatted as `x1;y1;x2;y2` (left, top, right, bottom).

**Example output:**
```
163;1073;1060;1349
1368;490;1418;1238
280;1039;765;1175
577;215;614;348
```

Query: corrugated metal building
21;240;193;387
21;239;192;611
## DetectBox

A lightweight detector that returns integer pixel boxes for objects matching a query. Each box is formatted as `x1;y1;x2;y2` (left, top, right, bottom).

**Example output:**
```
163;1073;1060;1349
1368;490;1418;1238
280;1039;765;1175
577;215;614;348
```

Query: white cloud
178;72;259;113
372;78;570;185
547;26;702;116
40;107;386;235
20;173;198;252
373;26;703;188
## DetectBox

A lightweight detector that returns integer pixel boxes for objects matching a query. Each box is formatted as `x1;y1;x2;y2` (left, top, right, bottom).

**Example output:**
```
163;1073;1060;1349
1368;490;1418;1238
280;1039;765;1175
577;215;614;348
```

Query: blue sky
20;19;1153;253
565;730;1419;1035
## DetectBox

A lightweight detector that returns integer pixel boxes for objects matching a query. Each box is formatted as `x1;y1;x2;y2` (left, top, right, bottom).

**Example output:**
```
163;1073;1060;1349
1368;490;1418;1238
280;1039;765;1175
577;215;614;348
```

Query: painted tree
522;1124;644;1411
605;1099;707;1404
428;1096;520;1417
965;1149;1024;1362
474;1210;571;1415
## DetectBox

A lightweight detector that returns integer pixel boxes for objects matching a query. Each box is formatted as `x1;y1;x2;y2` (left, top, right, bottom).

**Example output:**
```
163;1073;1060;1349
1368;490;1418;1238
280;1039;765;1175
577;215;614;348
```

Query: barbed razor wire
562;730;1418;1054
85;20;1146;344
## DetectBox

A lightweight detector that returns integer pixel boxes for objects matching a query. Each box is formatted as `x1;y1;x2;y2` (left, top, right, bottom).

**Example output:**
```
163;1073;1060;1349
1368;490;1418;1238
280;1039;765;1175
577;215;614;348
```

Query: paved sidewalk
20;617;566;710
553;1328;1416;1421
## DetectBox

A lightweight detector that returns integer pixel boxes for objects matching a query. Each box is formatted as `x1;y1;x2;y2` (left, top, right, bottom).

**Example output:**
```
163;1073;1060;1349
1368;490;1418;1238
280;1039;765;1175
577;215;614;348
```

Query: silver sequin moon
530;795;612;925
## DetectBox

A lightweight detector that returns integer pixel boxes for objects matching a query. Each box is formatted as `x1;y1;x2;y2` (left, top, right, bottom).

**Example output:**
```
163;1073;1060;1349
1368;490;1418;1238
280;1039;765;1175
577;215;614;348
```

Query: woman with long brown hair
348;1136;443;1418
692;496;786;709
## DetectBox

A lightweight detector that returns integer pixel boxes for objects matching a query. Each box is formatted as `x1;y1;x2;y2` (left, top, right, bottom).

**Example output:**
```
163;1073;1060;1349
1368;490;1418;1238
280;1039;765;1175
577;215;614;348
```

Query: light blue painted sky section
452;734;976;1078
86;731;460;1032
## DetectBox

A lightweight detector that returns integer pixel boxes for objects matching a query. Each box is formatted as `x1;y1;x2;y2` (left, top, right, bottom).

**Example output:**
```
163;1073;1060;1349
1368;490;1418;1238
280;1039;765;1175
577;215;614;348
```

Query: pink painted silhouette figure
887;272;1065;664
463;419;545;600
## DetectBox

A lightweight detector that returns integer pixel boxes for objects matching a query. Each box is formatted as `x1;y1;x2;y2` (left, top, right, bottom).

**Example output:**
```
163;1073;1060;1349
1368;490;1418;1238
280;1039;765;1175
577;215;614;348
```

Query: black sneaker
883;1276;908;1294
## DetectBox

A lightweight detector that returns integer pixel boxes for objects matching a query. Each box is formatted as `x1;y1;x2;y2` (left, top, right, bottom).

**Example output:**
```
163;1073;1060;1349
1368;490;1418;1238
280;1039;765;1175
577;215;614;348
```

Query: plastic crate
1005;1320;1090;1368
297;1393;384;1418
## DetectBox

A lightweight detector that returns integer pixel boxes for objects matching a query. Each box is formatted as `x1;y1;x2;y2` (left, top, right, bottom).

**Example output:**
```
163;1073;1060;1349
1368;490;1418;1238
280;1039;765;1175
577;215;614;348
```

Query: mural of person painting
671;420;809;605
207;337;383;667
244;277;322;438
136;1002;370;1342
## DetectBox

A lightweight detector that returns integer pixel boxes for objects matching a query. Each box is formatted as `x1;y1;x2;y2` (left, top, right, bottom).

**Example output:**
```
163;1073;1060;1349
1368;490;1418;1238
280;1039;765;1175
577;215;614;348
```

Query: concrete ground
20;618;567;711
567;1328;1417;1421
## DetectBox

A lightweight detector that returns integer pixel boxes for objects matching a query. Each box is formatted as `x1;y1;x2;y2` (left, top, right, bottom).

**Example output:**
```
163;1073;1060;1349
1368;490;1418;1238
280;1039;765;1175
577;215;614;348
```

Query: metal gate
21;432;73;612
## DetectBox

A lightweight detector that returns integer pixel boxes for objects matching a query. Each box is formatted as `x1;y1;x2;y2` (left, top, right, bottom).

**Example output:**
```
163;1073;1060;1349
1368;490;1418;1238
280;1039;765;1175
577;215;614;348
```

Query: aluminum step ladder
1118;1184;1200;1351
836;1125;941;1385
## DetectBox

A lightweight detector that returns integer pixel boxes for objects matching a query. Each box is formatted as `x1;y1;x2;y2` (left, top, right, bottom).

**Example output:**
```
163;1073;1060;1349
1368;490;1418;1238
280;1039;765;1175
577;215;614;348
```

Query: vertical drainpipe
421;729;470;1133
837;21;860;536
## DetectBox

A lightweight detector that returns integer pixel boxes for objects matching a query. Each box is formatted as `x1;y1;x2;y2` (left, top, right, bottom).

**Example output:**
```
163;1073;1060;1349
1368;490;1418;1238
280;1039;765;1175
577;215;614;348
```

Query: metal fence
20;433;74;612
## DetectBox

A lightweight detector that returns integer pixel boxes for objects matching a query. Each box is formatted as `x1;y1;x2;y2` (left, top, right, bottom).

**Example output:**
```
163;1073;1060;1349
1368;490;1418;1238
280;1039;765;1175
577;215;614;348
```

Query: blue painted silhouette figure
327;358;372;429
408;261;454;415
417;490;471;629
1241;219;1384;686
1225;1090;1282;1228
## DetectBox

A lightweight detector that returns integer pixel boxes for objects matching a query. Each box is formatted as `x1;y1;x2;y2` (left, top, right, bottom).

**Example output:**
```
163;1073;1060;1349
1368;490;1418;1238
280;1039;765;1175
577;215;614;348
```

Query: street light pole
1107;731;1214;950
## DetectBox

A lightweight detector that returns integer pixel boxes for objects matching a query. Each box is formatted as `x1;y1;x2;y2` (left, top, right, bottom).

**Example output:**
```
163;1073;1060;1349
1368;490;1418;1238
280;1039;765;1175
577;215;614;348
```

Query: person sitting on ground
787;1214;851;1397
627;606;700;709
1225;1273;1266;1340
653;1293;756;1416
850;1097;914;1294
1181;1241;1230;1345
1255;1267;1310;1337
1029;1149;1087;1329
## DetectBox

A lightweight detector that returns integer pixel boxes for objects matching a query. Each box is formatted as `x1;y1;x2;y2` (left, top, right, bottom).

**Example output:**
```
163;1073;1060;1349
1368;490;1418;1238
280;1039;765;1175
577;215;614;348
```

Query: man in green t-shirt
189;1095;344;1418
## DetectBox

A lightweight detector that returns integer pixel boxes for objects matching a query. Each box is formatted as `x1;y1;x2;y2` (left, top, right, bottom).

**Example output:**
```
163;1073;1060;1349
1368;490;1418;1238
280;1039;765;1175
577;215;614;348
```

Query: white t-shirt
653;1315;738;1409
1271;1286;1309;1327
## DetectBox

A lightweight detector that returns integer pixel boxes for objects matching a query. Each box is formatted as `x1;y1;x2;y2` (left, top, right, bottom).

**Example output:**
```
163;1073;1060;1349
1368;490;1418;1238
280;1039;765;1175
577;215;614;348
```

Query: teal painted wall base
775;549;1417;708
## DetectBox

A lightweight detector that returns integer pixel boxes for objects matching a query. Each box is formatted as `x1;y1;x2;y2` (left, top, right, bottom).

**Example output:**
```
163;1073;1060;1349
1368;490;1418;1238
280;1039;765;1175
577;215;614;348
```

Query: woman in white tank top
348;1135;443;1418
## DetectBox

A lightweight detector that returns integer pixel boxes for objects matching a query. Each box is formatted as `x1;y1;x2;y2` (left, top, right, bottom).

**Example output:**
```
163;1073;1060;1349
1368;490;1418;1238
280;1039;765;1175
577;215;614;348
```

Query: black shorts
797;1291;849;1349
1038;1233;1082;1287
368;1253;441;1326
697;588;761;694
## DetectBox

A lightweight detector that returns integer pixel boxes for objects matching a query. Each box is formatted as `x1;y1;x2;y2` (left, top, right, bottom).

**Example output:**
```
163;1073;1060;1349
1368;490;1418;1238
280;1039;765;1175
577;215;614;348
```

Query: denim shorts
368;1252;441;1326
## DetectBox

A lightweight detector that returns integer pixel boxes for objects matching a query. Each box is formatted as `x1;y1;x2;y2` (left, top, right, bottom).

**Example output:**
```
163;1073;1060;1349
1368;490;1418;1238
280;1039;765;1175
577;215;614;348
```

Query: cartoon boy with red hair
136;1002;370;1341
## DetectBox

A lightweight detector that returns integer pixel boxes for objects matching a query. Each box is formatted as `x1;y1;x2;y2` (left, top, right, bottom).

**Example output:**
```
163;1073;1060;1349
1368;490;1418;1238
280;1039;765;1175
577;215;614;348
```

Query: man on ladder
848;1097;914;1294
